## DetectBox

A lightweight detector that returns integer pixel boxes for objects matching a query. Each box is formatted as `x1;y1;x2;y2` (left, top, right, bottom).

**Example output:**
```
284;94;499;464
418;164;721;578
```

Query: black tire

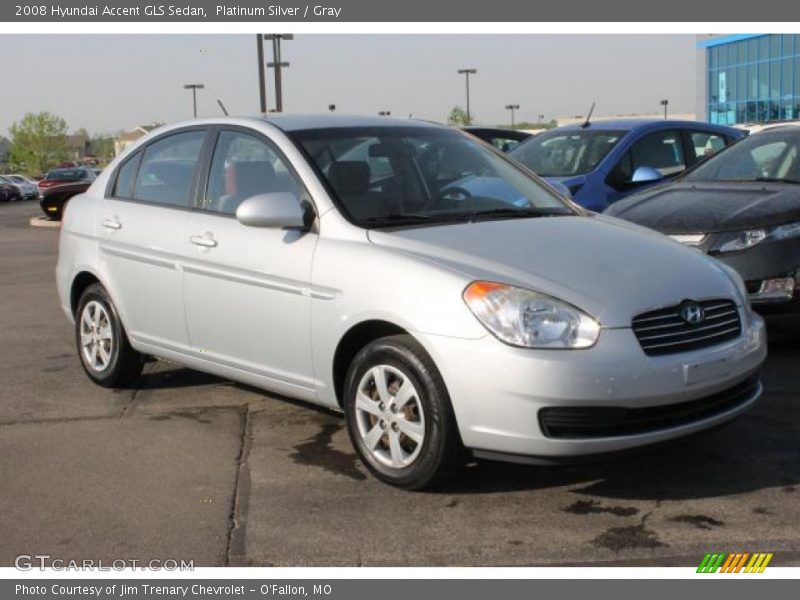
75;283;143;388
343;334;465;490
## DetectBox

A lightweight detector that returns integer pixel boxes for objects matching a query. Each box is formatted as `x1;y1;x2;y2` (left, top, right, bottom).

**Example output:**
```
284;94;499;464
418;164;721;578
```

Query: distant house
0;136;10;163
114;124;163;156
65;133;91;161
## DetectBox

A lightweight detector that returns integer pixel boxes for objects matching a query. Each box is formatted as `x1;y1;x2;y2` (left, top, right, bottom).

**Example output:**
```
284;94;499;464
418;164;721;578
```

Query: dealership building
697;34;800;126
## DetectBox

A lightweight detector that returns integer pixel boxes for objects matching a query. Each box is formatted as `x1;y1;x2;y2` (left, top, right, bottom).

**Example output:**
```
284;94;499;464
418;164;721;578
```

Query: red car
38;167;95;191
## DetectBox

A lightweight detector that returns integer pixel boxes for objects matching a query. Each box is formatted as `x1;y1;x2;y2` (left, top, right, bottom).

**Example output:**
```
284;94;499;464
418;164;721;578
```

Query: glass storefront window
746;101;758;122
795;58;800;97
709;70;719;104
758;62;769;99
738;41;747;64
707;36;800;125
737;65;747;98
770;61;781;100
770;34;782;59
782;59;793;98
749;63;758;99
783;34;794;57
759;36;770;61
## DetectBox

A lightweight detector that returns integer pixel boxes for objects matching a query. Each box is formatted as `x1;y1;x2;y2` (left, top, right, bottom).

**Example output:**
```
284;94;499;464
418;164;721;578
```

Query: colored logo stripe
698;552;773;573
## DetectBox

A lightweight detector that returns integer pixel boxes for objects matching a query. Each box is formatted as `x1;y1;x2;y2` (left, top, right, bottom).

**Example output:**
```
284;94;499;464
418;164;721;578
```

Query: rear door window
132;130;206;207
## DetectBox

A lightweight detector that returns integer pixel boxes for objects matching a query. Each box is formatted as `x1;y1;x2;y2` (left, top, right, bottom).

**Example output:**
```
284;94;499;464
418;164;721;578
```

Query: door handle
190;234;218;248
101;217;122;230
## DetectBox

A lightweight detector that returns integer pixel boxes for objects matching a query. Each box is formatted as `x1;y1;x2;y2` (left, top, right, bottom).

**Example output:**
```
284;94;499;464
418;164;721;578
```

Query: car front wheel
75;283;143;388
344;335;464;490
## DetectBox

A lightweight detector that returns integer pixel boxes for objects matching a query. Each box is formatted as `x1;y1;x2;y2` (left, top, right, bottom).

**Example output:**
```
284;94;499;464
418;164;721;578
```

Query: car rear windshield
511;129;626;177
46;169;88;181
290;126;575;227
685;129;800;183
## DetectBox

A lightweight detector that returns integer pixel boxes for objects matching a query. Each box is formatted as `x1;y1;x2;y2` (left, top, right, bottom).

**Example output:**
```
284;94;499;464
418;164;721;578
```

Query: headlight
463;281;600;349
718;221;800;253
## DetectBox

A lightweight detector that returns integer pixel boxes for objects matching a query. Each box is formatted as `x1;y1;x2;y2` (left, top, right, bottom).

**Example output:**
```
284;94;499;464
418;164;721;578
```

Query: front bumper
416;309;766;459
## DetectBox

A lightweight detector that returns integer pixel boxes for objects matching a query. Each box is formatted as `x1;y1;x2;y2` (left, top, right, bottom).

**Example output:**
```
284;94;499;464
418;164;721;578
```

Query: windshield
291;126;575;227
46;169;89;181
685;129;800;183
510;129;626;177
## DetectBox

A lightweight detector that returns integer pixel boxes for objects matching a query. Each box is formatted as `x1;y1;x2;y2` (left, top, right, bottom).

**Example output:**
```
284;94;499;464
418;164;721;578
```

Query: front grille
632;299;741;356
539;374;760;439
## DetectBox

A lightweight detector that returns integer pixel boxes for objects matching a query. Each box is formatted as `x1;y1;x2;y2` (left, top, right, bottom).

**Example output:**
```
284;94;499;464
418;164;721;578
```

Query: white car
56;115;766;489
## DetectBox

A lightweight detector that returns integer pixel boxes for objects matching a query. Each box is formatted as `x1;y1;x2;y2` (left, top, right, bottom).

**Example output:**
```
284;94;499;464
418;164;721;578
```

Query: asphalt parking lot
1;200;799;567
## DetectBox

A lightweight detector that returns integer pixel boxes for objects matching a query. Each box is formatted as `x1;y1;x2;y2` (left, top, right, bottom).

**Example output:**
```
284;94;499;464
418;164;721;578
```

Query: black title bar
3;0;800;22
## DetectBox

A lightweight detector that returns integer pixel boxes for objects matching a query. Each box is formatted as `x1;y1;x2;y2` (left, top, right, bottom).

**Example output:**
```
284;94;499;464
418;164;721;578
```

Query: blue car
510;120;746;211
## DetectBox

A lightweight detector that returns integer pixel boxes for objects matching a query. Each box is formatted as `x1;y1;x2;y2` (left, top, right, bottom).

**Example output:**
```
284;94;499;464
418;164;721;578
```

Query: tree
447;106;472;126
90;134;115;164
9;112;70;175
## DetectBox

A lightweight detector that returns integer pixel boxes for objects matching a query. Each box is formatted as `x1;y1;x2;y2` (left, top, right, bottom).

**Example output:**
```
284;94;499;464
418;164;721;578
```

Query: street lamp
183;84;205;118
457;68;477;124
256;34;267;113
505;104;520;128
660;99;669;119
378;111;391;116
265;34;294;112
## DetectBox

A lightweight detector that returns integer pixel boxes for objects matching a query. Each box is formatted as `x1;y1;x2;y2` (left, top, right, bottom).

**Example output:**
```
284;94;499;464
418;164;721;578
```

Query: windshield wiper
360;207;571;228
714;177;800;184
753;176;800;184
359;213;441;227
466;207;572;219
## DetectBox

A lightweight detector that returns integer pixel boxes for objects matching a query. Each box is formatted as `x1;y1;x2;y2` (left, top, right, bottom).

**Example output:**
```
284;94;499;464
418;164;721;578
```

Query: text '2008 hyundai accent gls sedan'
56;115;766;489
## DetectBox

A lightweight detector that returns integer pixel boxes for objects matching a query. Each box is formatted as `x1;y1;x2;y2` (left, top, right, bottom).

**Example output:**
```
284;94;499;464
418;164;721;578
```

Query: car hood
367;215;740;328
605;181;800;233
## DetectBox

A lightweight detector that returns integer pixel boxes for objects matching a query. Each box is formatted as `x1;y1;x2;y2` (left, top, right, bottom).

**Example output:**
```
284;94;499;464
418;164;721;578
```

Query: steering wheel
424;185;473;210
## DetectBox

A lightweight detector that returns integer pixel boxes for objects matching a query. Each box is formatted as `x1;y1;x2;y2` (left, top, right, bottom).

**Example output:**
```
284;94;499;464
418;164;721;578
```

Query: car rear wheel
75;283;143;388
343;334;464;490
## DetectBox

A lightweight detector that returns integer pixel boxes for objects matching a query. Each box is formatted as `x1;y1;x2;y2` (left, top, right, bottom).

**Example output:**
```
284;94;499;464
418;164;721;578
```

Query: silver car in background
56;115;766;489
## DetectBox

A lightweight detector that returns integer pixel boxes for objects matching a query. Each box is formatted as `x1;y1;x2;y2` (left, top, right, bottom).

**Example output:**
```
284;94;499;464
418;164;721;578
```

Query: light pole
457;68;477;124
265;34;294;112
256;34;267;113
660;99;669;119
183;84;204;118
505;104;520;128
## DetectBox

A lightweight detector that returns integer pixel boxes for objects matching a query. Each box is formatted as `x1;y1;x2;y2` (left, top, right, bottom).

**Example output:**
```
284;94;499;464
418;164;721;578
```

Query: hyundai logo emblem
680;302;706;325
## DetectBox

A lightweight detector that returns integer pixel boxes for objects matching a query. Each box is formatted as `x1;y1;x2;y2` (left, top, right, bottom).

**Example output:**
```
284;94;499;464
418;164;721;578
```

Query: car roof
255;113;446;132
555;119;733;132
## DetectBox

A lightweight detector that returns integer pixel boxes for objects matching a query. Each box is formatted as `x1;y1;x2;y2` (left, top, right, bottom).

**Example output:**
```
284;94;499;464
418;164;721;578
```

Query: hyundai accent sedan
56;115;766;489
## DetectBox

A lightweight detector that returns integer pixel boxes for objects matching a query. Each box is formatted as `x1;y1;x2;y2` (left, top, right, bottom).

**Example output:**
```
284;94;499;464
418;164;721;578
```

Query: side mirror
235;192;310;229
630;166;663;185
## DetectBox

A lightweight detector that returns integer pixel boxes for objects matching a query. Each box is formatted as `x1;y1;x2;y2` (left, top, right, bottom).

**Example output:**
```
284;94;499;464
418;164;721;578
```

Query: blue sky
1;34;697;136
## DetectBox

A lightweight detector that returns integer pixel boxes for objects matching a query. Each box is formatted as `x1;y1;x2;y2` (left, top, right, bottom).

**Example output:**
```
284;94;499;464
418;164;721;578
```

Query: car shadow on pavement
435;319;800;499
128;319;800;502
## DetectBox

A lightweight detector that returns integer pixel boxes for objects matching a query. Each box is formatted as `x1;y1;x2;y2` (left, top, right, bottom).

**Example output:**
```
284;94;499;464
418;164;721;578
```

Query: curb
29;215;61;229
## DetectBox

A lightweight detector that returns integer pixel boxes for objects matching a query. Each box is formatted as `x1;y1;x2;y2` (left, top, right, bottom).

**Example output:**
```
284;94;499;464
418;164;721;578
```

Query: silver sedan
56;115;766;489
